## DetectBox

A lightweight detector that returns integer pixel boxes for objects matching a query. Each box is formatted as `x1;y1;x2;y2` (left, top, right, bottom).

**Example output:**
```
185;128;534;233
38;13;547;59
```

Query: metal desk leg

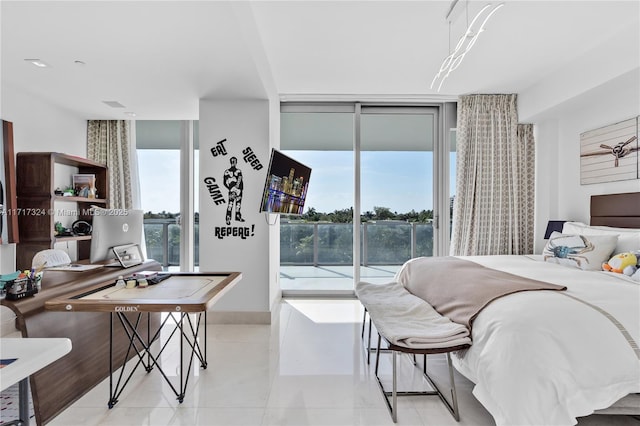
2;378;30;426
19;377;30;426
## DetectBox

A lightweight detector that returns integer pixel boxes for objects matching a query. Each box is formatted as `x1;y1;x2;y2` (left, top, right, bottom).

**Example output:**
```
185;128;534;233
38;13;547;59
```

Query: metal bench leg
373;334;398;423
367;317;373;364
392;349;398;422
421;352;461;421
360;308;376;365
373;340;462;423
374;333;382;376
446;352;460;421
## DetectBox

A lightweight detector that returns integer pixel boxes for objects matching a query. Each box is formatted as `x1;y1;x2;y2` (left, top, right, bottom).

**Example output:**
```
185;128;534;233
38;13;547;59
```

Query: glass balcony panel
416;224;434;257
144;222;165;264
317;224;353;265
280;223;314;265
363;223;411;265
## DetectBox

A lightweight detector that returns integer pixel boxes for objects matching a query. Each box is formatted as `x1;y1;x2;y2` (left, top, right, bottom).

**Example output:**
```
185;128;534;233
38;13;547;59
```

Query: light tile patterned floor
3;299;637;426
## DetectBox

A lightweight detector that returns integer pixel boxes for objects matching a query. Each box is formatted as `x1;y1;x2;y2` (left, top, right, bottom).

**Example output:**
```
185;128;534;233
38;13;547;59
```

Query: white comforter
447;255;640;426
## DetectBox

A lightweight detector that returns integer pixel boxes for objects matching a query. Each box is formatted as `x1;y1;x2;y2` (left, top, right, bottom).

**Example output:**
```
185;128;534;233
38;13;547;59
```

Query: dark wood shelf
54;235;92;243
54;195;107;204
16;152;109;269
49;152;107;169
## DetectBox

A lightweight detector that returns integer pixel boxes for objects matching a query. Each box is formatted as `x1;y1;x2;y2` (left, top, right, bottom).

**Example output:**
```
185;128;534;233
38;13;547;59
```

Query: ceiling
2;1;638;120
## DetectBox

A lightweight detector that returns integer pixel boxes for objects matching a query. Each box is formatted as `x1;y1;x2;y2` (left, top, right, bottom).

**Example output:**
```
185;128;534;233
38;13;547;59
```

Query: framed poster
580;116;639;185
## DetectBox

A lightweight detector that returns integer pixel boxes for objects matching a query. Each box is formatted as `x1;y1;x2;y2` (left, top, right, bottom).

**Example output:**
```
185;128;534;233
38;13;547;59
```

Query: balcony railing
143;218;196;267
280;221;433;266
144;218;432;268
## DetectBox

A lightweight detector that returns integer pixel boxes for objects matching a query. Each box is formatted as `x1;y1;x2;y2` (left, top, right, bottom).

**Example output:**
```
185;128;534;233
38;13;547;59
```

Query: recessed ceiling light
102;101;126;108
124;112;136;117
24;59;50;68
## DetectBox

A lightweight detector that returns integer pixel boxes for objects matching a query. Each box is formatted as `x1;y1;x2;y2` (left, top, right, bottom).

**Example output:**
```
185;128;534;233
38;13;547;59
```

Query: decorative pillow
562;222;640;253
543;231;618;271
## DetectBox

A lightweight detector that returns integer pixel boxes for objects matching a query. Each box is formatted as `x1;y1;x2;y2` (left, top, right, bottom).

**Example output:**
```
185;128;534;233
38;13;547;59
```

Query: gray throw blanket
355;281;471;349
396;257;567;331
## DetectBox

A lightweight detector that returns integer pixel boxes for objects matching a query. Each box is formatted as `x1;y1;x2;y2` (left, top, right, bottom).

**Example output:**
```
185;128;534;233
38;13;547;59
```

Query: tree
373;206;394;220
327;207;353;223
302;207;322;222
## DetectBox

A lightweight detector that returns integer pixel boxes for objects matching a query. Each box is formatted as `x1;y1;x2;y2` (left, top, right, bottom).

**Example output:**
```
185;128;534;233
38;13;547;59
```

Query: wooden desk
0;338;72;425
45;272;241;407
0;260;161;425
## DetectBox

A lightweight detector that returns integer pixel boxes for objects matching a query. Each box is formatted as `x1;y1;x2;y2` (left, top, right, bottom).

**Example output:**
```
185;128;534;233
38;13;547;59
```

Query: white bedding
447;255;640;426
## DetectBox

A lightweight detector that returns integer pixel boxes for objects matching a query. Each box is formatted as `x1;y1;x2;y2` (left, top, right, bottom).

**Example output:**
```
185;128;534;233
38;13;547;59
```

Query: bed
395;192;640;426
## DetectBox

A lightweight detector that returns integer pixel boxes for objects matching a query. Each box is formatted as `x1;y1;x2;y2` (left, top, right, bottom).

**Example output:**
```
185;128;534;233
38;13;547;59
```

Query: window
279;102;456;294
136;120;198;271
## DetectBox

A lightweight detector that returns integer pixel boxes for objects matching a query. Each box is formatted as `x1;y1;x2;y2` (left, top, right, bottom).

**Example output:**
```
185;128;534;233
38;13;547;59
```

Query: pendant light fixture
431;2;505;92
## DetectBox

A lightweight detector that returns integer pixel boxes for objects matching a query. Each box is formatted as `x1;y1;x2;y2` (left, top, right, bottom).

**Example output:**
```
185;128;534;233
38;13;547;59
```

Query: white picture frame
580;116;639;185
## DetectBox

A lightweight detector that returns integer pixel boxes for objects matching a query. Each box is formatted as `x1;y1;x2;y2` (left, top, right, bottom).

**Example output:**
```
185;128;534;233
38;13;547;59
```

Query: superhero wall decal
203;138;263;240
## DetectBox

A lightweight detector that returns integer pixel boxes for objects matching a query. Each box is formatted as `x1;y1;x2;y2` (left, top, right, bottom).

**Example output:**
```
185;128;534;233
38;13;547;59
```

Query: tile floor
44;299;636;426
280;265;401;293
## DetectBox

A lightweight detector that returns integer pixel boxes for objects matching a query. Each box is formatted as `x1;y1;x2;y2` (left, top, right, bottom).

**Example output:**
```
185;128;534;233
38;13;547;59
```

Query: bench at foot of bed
355;281;471;423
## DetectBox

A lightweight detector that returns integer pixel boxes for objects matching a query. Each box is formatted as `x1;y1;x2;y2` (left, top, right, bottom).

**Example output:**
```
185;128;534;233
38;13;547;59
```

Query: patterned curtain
450;94;535;256
86;120;133;210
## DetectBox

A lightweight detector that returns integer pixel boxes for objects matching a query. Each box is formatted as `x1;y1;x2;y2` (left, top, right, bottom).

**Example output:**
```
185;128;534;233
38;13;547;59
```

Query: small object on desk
46;264;103;272
125;279;136;289
32;249;72;270
137;278;148;288
133;271;158;280
115;276;126;288
2;272;39;300
147;273;171;285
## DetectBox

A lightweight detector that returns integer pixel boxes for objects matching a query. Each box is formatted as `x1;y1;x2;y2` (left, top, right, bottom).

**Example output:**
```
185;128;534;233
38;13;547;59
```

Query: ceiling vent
102;101;126;108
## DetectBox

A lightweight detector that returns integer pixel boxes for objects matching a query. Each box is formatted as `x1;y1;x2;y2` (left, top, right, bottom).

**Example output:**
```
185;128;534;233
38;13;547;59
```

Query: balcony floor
280;264;402;293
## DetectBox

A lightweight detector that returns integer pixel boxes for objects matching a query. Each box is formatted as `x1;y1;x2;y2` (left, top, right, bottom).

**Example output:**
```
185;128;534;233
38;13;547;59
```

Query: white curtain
86;120;138;210
128;121;142;210
450;94;535;256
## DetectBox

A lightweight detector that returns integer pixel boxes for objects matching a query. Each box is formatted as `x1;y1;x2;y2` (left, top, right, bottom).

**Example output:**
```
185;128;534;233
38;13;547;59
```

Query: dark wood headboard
590;192;640;228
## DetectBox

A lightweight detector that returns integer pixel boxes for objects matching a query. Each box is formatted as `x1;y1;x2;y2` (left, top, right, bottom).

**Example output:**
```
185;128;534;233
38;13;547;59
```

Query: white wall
199;99;274;323
2;86;86;155
519;25;639;123
518;21;640;253
525;69;640;253
1;87;86;335
267;97;282;313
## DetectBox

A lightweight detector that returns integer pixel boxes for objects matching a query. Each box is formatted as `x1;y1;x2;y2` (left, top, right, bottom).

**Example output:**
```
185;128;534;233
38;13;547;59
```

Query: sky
137;150;190;214
137;149;456;215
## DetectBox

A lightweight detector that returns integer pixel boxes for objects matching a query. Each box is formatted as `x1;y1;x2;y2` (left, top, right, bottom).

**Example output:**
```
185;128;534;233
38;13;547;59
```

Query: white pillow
562;222;640;253
543;231;618;271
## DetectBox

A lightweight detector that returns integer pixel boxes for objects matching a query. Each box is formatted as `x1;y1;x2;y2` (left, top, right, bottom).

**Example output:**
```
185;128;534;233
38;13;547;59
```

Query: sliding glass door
280;105;355;294
279;102;455;295
359;106;437;283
